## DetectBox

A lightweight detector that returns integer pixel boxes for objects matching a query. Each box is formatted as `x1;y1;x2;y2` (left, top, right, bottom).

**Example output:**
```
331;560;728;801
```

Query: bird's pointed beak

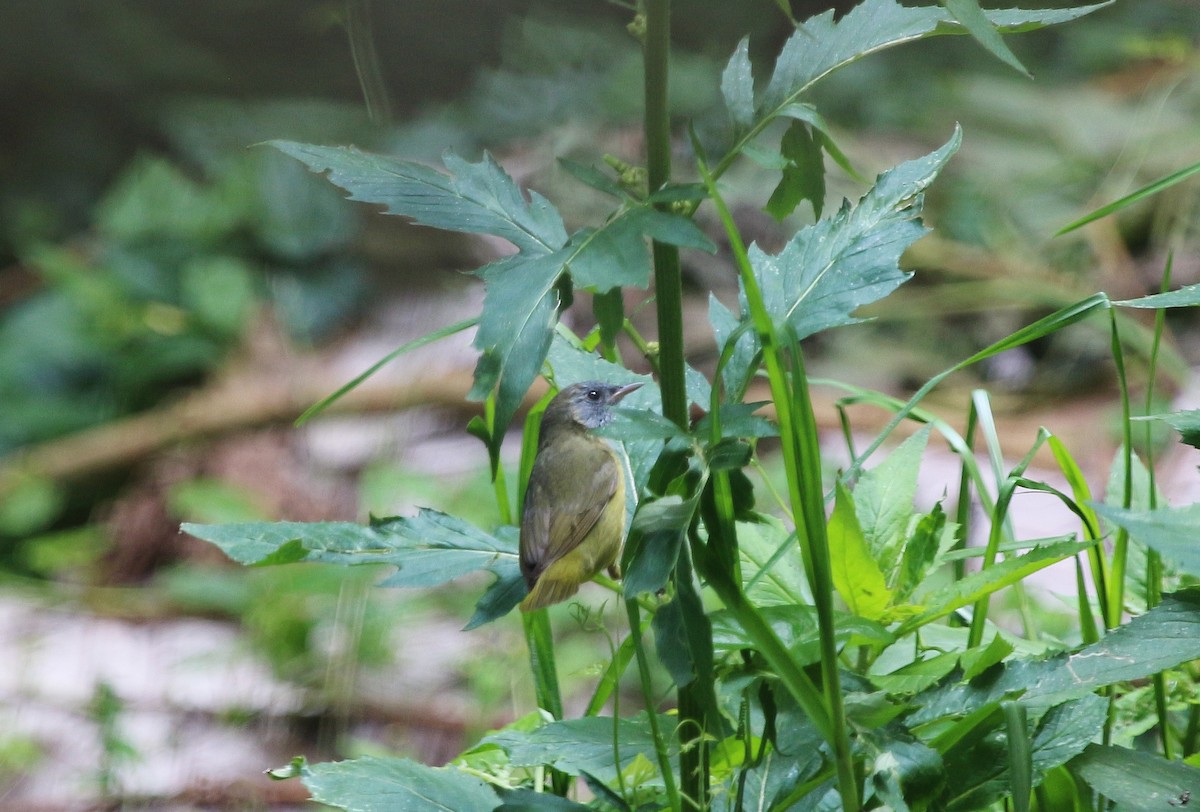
610;382;644;404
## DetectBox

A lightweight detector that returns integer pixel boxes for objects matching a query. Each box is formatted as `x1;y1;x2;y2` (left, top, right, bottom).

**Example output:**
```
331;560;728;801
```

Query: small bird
519;380;643;611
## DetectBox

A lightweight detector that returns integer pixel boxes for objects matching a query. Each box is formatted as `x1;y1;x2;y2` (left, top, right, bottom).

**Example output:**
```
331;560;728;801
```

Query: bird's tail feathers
520;576;582;612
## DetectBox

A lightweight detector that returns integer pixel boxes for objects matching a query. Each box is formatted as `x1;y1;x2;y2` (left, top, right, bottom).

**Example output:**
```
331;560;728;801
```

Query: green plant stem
627;599;681;811
1146;254;1171;759
643;2;713;806
697;151;858;811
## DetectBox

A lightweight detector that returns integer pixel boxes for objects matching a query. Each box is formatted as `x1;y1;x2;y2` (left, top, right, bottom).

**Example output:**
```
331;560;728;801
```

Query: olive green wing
520;436;620;582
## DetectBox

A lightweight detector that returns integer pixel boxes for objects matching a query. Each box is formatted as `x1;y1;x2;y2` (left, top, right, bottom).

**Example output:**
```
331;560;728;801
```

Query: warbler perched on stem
519;380;643;611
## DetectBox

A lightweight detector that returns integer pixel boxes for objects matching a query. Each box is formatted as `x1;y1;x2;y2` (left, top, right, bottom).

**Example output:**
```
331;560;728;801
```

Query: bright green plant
185;2;1200;810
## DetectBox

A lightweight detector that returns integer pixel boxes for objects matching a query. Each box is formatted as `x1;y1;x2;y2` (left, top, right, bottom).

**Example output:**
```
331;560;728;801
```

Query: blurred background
0;1;1197;808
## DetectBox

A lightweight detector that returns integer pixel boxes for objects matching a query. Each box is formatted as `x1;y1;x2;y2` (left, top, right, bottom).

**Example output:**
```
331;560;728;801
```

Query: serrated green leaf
941;0;1031;77
756;0;1107;130
182;509;516;589
487;714;677;786
712;604;892;666
1092;502;1200;575
749;129;961;341
913;589;1200;723
302;755;500;812
270;142;567;254
566;205;714;292
1071;743;1200;810
830;483;893;621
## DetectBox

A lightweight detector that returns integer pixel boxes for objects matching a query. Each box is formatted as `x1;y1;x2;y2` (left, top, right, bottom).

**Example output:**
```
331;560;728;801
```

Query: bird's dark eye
586;389;601;401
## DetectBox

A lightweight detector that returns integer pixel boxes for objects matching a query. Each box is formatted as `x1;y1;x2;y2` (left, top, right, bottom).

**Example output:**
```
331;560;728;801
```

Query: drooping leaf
623;495;696;597
764;120;825;221
940;0;1031;77
748;128;962;341
829;483;893;621
1092;502;1200;575
468;251;567;438
301;755;500;812
1070;743;1200;810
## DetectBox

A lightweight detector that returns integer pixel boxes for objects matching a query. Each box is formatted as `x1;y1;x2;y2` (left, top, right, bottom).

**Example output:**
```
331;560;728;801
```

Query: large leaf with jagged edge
272;143;713;440
182;511;526;627
749;127;961;341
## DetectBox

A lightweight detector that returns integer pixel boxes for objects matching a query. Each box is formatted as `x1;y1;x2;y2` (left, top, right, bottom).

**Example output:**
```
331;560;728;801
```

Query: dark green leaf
959;634;1013;681
623;495;696;597
1070;743;1200;810
765;120;825;221
706;438;752;471
566;205;714;292
464;565;525;631
653;591;695;687
696;401;776;441
302;755;500;812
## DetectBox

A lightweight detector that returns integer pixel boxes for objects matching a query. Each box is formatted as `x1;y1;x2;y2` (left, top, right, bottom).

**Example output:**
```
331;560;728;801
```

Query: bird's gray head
551;380;644;430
